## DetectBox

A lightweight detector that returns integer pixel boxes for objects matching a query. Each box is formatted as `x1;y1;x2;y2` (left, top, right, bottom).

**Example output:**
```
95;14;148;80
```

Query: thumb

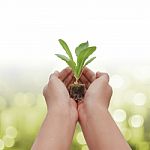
49;71;59;80
99;74;109;83
49;71;67;90
89;74;109;90
95;73;109;84
53;71;60;77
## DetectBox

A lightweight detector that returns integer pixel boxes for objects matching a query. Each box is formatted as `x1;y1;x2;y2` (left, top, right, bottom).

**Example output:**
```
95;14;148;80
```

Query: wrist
78;102;108;122
34;104;77;150
47;103;77;123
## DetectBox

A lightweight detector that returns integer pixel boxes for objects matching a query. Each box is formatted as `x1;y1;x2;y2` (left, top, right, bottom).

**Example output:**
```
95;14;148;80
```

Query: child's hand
43;67;78;120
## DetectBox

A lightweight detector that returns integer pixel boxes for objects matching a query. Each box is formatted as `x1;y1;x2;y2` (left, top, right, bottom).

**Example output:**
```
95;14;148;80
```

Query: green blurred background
0;63;150;150
1;0;150;149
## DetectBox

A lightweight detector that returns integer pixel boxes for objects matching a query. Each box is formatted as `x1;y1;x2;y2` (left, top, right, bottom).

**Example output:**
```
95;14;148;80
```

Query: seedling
55;39;96;101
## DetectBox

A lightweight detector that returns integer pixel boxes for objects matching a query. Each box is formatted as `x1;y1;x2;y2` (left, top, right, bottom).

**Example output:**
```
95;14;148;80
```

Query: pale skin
32;67;131;150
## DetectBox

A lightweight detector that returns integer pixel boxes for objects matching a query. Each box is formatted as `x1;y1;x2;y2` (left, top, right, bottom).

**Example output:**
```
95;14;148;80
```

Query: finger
96;72;110;82
53;71;60;77
70;76;76;85
49;72;68;90
80;74;90;89
100;73;110;83
96;71;101;78
59;67;72;81
89;74;109;91
67;76;76;89
49;73;54;80
49;70;60;80
64;72;74;87
82;67;96;82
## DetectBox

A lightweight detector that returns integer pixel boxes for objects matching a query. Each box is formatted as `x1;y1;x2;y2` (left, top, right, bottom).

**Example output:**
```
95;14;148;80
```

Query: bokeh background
0;0;150;149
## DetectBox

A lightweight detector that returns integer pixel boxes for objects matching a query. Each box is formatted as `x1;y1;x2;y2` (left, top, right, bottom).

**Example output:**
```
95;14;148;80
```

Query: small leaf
76;46;96;79
84;56;96;67
58;39;73;60
55;54;69;61
55;54;76;72
75;41;89;56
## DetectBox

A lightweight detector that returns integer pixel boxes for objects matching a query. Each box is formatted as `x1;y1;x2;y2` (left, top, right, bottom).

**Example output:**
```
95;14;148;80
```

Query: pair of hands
43;67;112;123
33;68;131;150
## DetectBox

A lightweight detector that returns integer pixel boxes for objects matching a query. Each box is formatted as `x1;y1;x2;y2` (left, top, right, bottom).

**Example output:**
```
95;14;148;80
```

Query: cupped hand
78;67;112;114
43;67;78;120
43;67;112;122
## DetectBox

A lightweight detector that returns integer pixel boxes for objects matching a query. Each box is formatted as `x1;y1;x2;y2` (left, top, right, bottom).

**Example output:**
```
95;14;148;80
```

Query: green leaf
84;56;96;67
55;54;69;62
55;39;97;82
76;46;96;79
58;39;73;60
75;41;89;56
55;54;76;72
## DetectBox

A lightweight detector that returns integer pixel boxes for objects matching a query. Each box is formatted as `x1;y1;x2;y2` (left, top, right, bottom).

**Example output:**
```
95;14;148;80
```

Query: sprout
55;39;96;83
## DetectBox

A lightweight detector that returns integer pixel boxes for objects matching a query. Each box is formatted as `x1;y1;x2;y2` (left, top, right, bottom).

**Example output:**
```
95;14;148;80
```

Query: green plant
55;39;97;83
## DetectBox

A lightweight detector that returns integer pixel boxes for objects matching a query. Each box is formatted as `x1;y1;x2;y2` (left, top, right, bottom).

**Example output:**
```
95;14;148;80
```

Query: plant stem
74;77;78;84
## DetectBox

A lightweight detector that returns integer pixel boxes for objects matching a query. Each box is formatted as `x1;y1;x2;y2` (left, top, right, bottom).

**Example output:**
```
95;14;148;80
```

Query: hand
43;67;78;120
78;67;112;116
32;68;78;150
77;68;131;150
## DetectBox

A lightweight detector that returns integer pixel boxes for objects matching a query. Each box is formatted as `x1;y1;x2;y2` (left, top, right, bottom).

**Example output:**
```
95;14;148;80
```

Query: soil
69;83;86;101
